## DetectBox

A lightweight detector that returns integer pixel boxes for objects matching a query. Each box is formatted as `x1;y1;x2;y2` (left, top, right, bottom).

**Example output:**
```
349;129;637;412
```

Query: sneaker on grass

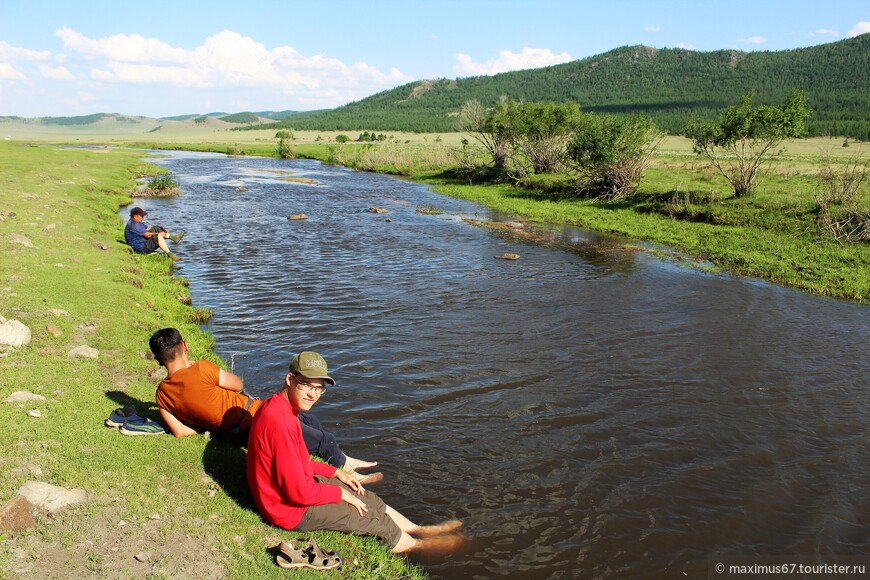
105;406;143;428
120;420;166;436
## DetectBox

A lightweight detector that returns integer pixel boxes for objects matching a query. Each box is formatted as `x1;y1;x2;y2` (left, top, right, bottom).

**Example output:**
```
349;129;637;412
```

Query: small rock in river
495;253;520;260
288;213;308;220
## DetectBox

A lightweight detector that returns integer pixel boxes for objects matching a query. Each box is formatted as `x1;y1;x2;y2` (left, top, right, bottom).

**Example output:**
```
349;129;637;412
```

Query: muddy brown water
137;151;870;579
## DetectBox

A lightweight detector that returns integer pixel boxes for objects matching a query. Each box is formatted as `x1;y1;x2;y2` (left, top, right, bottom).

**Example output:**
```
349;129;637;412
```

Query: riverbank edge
127;141;869;303
0;142;424;579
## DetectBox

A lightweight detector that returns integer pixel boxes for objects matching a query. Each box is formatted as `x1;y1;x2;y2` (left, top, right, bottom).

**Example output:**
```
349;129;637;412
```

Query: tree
499;100;582;174
685;90;809;197
567;113;663;200
457;99;511;170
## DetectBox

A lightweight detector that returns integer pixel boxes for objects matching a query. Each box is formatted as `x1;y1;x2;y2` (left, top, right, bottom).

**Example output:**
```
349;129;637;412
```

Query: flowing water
137;151;869;579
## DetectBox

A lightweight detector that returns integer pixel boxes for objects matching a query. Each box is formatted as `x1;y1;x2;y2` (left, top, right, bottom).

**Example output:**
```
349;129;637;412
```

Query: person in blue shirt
124;207;184;257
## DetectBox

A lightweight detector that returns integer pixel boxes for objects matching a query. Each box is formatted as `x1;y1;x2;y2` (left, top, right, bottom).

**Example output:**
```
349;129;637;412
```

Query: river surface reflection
140;151;870;579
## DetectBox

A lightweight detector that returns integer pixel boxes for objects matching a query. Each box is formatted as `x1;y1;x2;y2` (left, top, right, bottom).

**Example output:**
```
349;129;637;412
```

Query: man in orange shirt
149;328;379;483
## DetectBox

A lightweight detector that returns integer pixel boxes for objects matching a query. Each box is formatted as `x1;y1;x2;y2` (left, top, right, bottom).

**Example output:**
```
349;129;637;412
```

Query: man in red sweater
246;351;465;554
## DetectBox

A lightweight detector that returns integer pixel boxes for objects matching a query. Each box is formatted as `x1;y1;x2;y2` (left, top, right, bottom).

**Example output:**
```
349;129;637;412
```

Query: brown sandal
275;539;341;570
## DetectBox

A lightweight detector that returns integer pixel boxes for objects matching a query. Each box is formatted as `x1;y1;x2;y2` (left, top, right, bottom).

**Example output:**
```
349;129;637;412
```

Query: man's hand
334;469;364;494
340;487;368;517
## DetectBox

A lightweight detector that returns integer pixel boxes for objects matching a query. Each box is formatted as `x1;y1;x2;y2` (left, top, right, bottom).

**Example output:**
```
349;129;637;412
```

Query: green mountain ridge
263;34;870;139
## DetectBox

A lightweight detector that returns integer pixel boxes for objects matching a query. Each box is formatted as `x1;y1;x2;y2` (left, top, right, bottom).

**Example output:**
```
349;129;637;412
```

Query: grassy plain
0;141;423;579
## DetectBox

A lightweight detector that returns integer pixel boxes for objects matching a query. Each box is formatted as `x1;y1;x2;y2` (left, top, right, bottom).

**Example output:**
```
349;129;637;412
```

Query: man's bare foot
405;533;469;557
344;456;377;471
355;471;384;486
413;520;463;537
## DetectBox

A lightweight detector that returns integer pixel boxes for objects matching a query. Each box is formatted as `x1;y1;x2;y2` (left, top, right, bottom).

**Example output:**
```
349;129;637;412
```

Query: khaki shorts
295;475;402;548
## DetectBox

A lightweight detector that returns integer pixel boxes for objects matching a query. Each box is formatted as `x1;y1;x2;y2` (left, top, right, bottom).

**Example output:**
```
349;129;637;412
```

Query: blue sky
1;0;867;118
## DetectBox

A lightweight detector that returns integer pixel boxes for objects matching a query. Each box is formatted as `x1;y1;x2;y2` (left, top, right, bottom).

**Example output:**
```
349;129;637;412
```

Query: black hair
149;328;184;366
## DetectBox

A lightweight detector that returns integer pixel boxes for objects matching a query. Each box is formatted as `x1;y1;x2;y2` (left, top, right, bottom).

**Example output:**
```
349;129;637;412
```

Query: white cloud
56;26;188;63
0;62;27;80
676;43;697;50
644;26;661;33
453;47;573;76
46;28;413;109
38;64;74;80
847;21;870;37
814;28;839;37
0;40;51;62
737;36;768;44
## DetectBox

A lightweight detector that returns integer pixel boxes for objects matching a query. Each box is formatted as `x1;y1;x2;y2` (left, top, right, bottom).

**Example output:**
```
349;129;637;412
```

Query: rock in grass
4;391;46;404
8;234;33;248
0;495;36;536
0;319;31;348
18;481;87;513
68;345;99;359
495;253;521;260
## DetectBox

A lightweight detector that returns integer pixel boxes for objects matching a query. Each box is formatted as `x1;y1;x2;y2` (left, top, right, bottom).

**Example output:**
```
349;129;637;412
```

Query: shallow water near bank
138;150;869;579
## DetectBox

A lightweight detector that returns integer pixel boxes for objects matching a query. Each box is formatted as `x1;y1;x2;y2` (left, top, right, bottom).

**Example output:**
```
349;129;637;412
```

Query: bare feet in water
413;520;464;537
355;471;384;486
344;456;377;472
407;533;470;560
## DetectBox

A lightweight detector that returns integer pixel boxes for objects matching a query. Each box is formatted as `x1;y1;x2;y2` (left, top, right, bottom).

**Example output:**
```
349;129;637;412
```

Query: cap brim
298;371;335;385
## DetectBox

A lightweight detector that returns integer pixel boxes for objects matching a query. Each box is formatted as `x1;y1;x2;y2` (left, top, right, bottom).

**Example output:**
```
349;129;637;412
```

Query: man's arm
217;368;244;393
159;408;200;437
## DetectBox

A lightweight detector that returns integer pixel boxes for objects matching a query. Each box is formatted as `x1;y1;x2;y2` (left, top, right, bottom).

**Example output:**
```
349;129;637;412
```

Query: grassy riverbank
284;138;870;303
0;142;423;579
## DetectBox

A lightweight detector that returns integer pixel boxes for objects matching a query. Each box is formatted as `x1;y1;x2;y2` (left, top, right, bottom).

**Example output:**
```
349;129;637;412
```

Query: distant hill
259;34;870;139
38;113;148;126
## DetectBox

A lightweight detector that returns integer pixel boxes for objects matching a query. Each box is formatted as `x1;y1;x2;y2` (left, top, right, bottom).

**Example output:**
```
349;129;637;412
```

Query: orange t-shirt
155;360;262;435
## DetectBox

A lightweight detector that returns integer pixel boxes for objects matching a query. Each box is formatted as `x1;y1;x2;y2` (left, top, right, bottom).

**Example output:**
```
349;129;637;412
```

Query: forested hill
267;34;870;139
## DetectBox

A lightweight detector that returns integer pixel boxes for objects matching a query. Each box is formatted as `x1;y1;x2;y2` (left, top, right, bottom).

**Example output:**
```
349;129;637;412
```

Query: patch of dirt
4;506;226;579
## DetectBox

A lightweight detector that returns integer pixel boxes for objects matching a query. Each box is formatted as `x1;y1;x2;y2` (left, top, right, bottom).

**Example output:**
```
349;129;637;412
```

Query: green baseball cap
289;351;335;385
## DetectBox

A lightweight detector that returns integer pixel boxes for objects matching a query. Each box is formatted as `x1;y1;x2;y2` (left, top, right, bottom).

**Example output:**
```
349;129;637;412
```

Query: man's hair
149;328;184;366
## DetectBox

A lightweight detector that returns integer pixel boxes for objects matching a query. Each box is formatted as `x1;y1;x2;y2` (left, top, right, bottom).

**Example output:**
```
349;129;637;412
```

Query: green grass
0;141;423;579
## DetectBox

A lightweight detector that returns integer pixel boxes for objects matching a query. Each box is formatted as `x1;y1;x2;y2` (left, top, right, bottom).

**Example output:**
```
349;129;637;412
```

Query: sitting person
246;350;466;555
124;206;184;257
149;328;379;483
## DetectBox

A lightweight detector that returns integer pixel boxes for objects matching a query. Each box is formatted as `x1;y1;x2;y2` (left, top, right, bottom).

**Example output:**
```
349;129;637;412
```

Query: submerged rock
288;213;308;220
495;253;521;260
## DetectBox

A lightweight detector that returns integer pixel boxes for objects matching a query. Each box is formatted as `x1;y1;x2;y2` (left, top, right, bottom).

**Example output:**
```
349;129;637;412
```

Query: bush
144;175;180;196
815;154;870;242
277;137;296;159
335;134;350;143
275;129;294;139
567;113;663;200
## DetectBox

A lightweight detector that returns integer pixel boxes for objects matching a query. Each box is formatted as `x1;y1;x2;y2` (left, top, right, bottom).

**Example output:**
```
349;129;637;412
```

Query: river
138;151;870;579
